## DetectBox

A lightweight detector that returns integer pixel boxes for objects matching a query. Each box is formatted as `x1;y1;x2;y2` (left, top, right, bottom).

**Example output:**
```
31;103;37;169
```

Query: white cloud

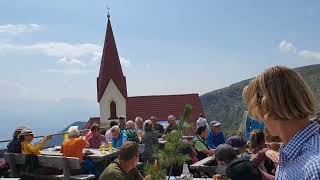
279;40;320;61
145;63;151;69
0;42;102;66
43;68;90;75
119;57;131;67
0;24;41;35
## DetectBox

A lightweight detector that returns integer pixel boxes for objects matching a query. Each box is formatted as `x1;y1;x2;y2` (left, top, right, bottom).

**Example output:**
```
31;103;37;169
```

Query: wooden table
41;148;119;161
190;156;217;177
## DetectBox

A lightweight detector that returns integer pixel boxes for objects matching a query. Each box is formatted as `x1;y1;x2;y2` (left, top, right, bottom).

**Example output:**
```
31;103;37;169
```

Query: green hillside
200;64;320;137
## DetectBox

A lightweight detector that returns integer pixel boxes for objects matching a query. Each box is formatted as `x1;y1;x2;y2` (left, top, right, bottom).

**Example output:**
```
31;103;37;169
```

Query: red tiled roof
126;94;204;123
97;17;127;102
85;117;100;129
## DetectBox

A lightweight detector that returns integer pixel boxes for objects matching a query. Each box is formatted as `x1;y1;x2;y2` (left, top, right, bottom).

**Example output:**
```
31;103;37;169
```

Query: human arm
250;148;279;167
195;141;215;156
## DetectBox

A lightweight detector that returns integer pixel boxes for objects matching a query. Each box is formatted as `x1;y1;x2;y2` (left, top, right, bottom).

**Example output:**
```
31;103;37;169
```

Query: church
88;15;204;129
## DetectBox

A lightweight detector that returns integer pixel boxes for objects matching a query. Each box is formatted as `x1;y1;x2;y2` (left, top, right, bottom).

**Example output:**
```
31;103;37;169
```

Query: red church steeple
97;15;127;102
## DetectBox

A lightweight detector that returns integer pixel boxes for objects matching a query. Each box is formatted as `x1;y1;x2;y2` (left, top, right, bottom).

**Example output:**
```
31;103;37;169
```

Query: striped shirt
276;122;320;180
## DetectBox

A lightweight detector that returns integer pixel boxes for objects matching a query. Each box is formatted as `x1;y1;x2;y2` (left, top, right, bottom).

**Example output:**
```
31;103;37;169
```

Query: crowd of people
2;65;320;180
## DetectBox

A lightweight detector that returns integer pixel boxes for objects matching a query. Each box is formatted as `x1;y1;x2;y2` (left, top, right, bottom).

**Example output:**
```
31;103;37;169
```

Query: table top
190;156;215;169
40;148;119;159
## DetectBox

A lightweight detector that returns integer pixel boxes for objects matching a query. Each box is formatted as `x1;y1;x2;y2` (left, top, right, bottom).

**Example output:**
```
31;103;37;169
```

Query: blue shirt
244;111;265;141
206;131;225;149
112;132;127;149
276;122;320;180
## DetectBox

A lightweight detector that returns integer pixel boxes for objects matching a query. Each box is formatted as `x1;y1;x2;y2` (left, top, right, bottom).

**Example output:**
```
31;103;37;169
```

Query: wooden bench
4;153;95;180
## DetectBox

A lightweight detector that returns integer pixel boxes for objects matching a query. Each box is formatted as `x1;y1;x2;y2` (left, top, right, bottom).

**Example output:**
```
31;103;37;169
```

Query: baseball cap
215;144;237;162
226;158;261;180
210;120;222;127
226;135;246;150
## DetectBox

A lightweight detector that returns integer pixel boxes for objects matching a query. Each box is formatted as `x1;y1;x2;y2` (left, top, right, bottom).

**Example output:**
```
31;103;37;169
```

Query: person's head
196;117;208;130
250;129;265;151
144;119;153;132
110;121;118;128
199;113;205;118
90;124;100;137
119;116;126;129
168;115;177;126
150;116;157;126
226;158;262;180
226;135;246;154
216;144;237;165
135;116;144;129
243;66;315;137
119;141;140;170
111;125;120;139
13;126;26;138
20;128;34;142
210;120;222;133
68;126;80;138
196;125;208;139
126;120;136;130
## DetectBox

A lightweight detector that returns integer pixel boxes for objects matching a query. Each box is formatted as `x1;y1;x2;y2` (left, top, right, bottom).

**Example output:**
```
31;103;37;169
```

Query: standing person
243;66;320;179
85;124;106;149
99;142;145;180
111;125;127;149
135;116;144;132
7;126;26;153
124;120;139;143
119;116;127;131
141;120;159;164
193;126;215;160
150;116;164;135
206;120;225;149
105;121;118;143
20;128;52;155
165;115;177;134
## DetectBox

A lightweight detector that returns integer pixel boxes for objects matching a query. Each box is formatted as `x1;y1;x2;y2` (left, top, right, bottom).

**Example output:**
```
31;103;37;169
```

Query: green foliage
144;104;193;180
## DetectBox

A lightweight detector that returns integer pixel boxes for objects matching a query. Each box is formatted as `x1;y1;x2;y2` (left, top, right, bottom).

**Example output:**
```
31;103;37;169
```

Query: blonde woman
243;66;319;180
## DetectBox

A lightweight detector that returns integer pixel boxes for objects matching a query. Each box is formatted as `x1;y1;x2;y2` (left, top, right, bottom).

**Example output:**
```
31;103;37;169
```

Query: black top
155;123;164;135
7;138;22;153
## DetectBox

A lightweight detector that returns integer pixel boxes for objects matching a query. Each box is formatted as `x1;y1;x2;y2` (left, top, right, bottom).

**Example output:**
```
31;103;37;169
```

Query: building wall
99;79;126;129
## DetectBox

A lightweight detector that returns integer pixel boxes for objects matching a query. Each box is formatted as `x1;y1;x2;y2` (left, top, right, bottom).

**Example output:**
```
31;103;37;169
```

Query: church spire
97;12;127;102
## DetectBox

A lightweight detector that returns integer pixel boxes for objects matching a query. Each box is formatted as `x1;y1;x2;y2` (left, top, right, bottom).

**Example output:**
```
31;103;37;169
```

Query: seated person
99;141;145;180
105;121;118;143
226;135;250;159
206;120;225;149
141;120;159;164
61;126;88;160
250;129;266;154
196;113;209;130
111;125;127;149
7;126;26;153
85;123;106;149
193;126;215;160
20;128;52;155
213;144;277;180
124;120;139;143
165;115;177;134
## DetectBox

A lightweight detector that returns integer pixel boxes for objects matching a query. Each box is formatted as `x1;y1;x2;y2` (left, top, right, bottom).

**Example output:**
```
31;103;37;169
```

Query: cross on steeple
107;4;111;18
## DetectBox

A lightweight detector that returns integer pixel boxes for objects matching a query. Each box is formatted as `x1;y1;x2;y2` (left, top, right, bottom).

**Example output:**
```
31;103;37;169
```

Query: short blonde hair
243;66;315;121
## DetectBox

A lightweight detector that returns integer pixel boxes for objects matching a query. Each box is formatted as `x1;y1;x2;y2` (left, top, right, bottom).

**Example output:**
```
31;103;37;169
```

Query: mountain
200;64;320;137
44;121;87;147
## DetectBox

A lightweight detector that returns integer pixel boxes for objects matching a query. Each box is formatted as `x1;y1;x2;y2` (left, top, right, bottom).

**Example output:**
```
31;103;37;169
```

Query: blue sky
0;0;320;141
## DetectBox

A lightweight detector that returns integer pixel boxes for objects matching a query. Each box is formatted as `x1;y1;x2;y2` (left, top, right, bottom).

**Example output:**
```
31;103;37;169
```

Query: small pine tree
144;104;193;180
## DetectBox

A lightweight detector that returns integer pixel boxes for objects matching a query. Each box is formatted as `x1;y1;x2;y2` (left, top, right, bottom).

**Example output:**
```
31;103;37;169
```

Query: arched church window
109;101;117;119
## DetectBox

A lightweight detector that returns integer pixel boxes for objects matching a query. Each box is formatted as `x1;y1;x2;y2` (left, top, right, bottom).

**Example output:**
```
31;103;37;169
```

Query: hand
144;175;151;180
265;149;279;163
213;174;222;180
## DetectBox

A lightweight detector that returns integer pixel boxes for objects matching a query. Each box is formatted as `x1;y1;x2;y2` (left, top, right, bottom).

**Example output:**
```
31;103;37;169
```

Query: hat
226;135;246;150
15;126;27;132
196;117;209;130
226;158;261;180
215;144;237;162
20;128;34;136
210;120;222;127
119;116;126;119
